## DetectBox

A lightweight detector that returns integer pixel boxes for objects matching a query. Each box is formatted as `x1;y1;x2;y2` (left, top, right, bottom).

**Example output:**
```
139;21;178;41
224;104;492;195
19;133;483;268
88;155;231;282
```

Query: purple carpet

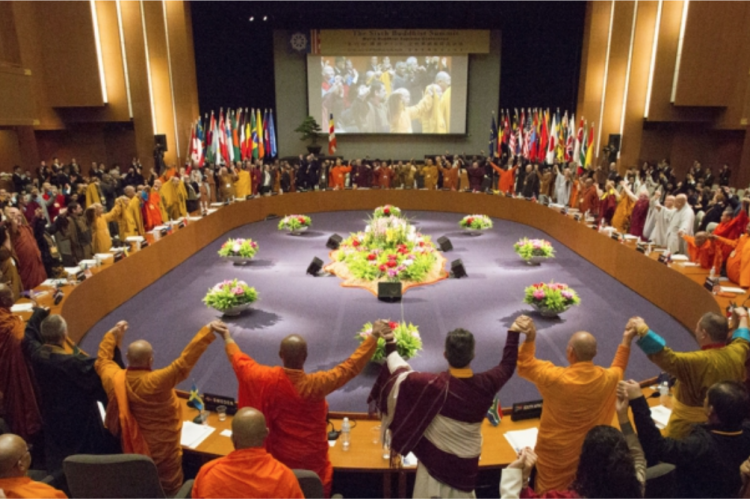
80;210;696;412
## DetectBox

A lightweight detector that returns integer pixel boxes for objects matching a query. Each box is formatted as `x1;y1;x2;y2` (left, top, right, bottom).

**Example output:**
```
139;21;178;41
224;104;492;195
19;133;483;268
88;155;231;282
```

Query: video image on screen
307;55;468;135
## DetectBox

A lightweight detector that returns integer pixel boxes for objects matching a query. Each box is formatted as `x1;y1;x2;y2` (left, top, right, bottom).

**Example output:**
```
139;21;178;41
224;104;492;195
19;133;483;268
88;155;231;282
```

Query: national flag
328;113;337;154
574;117;584;167
251;109;259;160
538;110;548;162
502;111;510;144
546;112;557;164
578;120;587;168
232;109;241;162
585;122;595;169
263;109;270;156
489;113;498;157
528;111;539;163
557;111;567;163
509;111;518;157
187;383;204;411
565;113;575;162
496;110;504;155
206;112;215;164
486;397;502;426
269;109;277;158
218;110;228;165
244;108;252;160
190;120;203;166
225;112;234;164
256;108;265;159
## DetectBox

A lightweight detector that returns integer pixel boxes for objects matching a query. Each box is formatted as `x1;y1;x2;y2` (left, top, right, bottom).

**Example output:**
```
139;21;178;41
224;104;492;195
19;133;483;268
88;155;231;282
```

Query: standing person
85;202;123;254
213;322;380;497
374;161;394;189
352;161;372;189
552;164;571;206
369;319;524;497
719;164;731;187
516;316;634;493
520;165;540;198
713;223;750;287
578;178;600;218
161;177;188;220
329;159;352;190
629;312;750;439
643;192;675;246
121;186;145;238
467;161;485;192
666;194;695;254
52;202;92;266
421;158;439;190
95;320;222;496
438;157;459;191
5;208;46;291
233;164;252;199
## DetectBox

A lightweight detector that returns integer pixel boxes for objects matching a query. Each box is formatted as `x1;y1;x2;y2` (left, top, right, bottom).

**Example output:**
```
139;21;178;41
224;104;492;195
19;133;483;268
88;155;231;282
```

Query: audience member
5;208;46;291
0;434;67;498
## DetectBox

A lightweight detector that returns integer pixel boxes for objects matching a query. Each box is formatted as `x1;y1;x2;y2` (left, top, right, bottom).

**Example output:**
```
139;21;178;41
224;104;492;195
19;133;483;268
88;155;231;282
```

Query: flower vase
215;303;253;317
532;303;569;318
223;256;253;266
464;228;484;237
288;226;309;236
525;256;546;266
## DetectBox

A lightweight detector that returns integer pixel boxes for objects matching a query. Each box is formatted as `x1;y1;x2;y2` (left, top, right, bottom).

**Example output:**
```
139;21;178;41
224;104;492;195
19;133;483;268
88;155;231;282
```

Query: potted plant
459;214;493;235
373;205;402;219
295;116;323;155
356;321;423;363
218;238;259;265
203;279;259;316
278;215;312;235
514;238;555;265
523;282;580;318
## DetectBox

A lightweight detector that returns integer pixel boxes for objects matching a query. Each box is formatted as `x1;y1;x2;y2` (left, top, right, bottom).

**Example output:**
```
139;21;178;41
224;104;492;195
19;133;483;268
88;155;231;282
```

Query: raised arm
95;321;128;393
620;181;638;202
516;317;565;388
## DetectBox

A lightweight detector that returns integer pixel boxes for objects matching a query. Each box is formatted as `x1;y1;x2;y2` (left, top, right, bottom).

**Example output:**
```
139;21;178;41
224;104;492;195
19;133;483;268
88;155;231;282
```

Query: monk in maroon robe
7;207;47;290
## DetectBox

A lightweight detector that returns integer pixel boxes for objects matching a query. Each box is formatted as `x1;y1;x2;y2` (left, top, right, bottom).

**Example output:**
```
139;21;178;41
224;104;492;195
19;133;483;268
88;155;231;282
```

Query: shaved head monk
95;320;223;495
214;322;382;496
192;407;303;498
515;317;635;493
0;433;66;498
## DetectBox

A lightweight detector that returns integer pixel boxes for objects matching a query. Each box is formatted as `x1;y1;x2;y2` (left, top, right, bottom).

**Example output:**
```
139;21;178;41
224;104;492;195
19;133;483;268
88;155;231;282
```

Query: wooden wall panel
35;1;103;108
0;130;23;171
715;5;750;130
0;66;34;125
0;2;21;66
673;1;746;108
576;1;612;140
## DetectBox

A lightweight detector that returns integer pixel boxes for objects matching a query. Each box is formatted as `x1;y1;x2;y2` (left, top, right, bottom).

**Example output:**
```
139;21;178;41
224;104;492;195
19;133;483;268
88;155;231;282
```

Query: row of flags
188;108;277;167
490;108;596;169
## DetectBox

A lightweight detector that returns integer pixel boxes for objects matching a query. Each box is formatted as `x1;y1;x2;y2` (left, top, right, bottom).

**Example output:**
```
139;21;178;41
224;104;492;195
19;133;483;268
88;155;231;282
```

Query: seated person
681;230;721;273
0;433;67;498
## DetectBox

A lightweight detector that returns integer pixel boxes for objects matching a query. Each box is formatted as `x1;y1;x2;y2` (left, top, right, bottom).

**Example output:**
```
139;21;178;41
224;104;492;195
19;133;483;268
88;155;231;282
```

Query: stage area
80;210;695;412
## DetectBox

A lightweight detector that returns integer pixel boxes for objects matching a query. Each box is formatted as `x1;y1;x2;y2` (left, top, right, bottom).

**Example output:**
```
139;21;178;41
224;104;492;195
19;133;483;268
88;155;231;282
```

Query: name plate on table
177;220;185;229
160;228;169;237
573;214;580;222
610;233;620;241
203;393;238;415
511;399;543;421
140;240;150;249
636;244;646;254
657;254;670;265
704;277;719;292
113;251;125;262
245;195;254;200
76;271;86;282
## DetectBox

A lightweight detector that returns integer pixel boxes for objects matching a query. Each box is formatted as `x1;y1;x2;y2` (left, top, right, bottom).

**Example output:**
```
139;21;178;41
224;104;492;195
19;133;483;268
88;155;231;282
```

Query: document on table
670;254;689;261
41;278;68;287
10;303;33;313
220;429;232;437
721;286;746;294
181;421;215;449
650;405;672;429
504;427;538;452
680;262;700;267
64;266;81;275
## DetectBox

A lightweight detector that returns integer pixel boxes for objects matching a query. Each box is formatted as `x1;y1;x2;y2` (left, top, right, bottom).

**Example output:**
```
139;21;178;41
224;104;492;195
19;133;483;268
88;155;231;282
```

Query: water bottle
659;381;669;406
341;417;351;451
709;266;716;279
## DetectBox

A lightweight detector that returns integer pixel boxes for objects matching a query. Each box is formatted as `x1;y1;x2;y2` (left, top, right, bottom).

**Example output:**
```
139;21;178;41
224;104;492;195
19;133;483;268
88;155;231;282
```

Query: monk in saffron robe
85;203;123;254
421;159;439;190
144;181;168;231
215;323;378;497
490;162;517;195
369;320;522;497
713;224;750;287
681;231;722;273
121;187;144;238
713;205;749;260
192;407;304;499
628;187;651;239
84;178;103;208
0;285;41;441
161;177;188;221
234;167;252;199
373;163;394;189
579;178;599;217
517;316;634;493
598;181;617;225
330;160;352;190
6;208;46;291
438;159;459;191
569;177;581;209
96;321;220;495
0;229;22;300
632;313;750;439
611;184;636;233
0;434;67;498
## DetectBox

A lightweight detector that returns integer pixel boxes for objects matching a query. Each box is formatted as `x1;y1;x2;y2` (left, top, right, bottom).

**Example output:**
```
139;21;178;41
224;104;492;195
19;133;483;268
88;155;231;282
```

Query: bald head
0;284;14;309
0;434;30;478
231;407;269;450
567;332;597;363
675;194;687;209
124;186;135;198
664;195;676;209
126;340;154;368
279;334;307;370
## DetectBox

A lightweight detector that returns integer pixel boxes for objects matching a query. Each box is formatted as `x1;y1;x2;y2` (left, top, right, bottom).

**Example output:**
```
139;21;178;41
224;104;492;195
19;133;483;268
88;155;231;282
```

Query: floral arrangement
373;205;402;219
513;238;555;261
217;238;259;259
459;214;493;230
278;215;312;231
356;321;423;362
523;282;580;313
203;279;258;311
335;215;438;282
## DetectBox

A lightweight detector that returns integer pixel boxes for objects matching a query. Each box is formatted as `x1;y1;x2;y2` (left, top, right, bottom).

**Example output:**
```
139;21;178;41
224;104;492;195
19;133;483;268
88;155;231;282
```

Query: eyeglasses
15;444;32;468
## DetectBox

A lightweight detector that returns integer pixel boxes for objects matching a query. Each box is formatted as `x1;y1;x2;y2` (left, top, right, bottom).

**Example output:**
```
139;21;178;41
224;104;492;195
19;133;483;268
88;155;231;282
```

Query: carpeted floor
80;210;696;412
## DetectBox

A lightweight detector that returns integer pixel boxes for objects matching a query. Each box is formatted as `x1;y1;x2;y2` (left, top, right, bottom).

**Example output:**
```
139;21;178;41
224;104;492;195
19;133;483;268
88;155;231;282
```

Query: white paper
549;203;563;209
669;254;689;261
721;286;746;294
94;253;113;260
41;278;68;287
220;429;232;437
152;226;169;232
504;427;539;452
64;266;81;275
328;440;336;447
601;227;617;233
207;209;218;215
680;262;700;267
125;236;145;243
187;216;202;221
623;234;638;240
79;259;97;268
210;202;224;207
720;277;729;282
10;303;33;313
402;452;418;467
180;421;215;449
650;405;672;429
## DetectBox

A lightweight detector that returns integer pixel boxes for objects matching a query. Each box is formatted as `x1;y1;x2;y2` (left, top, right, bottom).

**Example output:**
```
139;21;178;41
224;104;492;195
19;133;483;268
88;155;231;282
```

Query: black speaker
450;259;468;279
306;257;324;276
437;236;453;252
155;134;168;152
326;234;343;250
607;134;621;152
378;282;402;302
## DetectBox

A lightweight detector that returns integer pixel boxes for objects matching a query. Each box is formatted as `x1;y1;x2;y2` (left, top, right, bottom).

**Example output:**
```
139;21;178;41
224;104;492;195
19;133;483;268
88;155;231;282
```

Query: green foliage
356;321;423;361
294;116;322;144
278;215;312;231
513;238;555;260
203;279;259;311
459;214;493;230
523;282;580;313
373;205;402;218
218;238;259;259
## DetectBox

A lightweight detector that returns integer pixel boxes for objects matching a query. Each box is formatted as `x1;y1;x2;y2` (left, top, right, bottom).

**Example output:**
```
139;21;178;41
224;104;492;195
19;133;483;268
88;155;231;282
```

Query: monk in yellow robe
120;187;144;239
160;177;188;221
516;316;633;493
0;434;67;498
214;323;378;497
85;203;123;254
631;312;750;439
713;223;750;287
217;168;237;202
95;321;221;495
85;178;102;208
388;87;434;133
0;229;22;300
234;167;253;199
421;159;439;190
435;72;451;134
192;407;304;499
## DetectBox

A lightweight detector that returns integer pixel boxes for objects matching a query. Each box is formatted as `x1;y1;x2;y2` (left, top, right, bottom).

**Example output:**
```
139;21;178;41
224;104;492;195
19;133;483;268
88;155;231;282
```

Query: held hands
509;315;536;342
209;320;230;340
507;447;537;483
371;319;392;340
614;382;630;421
626;316;648;337
618;379;643;401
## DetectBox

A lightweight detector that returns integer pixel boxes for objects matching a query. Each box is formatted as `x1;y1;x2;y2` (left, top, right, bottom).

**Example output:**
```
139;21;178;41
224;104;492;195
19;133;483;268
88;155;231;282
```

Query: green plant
218;238;259;259
278;215;312;231
356;321;423;361
203;279;258;311
513;238;555;260
459;214;493;230
294;116;322;145
373;205;402;218
523;282;580;313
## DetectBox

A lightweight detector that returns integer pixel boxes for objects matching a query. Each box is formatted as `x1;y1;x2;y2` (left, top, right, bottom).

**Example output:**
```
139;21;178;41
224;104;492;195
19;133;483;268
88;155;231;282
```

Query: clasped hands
509;315;536;341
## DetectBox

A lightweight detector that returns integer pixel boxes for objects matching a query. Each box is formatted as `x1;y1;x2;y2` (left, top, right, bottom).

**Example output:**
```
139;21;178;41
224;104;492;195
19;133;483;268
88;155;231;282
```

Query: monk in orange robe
0;285;41;441
490;162;517;195
713;223;750;287
144;181;168;231
192;407;304;499
330;160;352;190
682;231;722;273
215;324;380;497
96;321;221;495
516;316;634;494
713;205;748;260
578;178;599;217
6;208;46;291
0;434;67;498
374;164;394;189
438;159;459;190
569;177;581;209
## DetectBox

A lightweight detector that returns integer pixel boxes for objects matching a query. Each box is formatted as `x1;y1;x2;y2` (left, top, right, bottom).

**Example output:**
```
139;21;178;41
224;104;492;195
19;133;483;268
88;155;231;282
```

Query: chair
694;210;705;234
63;454;193;498
293;469;324;498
